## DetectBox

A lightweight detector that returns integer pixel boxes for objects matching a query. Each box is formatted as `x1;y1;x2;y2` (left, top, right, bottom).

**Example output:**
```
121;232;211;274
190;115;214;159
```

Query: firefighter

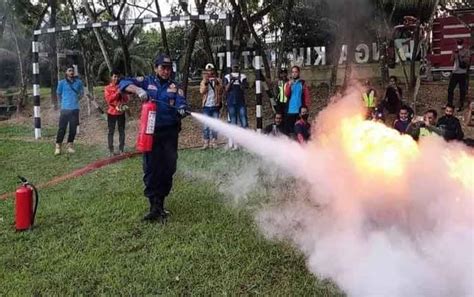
448;39;470;112
119;54;188;222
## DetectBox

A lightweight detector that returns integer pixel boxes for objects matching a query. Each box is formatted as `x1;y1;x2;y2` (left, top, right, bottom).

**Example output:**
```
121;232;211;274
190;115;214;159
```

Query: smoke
190;87;474;297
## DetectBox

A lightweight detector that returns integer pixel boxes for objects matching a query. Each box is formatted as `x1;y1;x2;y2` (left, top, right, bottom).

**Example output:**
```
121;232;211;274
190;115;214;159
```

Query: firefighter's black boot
143;196;161;221
143;196;168;223
155;196;168;223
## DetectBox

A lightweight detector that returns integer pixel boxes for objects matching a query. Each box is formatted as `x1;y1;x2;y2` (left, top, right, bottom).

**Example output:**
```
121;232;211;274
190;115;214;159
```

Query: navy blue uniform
119;75;187;204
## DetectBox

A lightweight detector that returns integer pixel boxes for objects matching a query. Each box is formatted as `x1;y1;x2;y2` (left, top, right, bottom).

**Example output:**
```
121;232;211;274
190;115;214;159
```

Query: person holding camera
448;39;471;112
224;62;248;149
200;63;223;149
406;109;444;141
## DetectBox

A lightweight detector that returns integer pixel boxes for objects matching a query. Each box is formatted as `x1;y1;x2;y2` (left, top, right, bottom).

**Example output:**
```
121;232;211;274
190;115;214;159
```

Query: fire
338;116;419;178
445;151;474;190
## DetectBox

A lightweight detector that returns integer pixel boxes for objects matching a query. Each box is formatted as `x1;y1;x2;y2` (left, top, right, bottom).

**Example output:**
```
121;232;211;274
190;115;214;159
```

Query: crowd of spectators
361;75;466;143
198;58;468;148
199;63;313;148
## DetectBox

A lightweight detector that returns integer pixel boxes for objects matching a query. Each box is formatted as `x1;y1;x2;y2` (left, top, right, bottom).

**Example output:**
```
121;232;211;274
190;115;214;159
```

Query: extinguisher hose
149;99;191;116
30;183;39;227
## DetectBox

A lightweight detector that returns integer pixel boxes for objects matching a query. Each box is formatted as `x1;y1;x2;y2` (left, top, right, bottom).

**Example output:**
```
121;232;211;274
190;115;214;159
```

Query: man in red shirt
104;69;129;155
295;106;311;144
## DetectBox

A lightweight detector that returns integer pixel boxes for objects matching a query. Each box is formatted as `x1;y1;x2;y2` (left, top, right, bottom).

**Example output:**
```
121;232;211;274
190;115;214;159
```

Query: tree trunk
377;0;397;87
409;2;423;92
69;0;93;114
0;14;6;41
378;37;390;87
195;0;214;66
198;23;215;65
395;48;410;94
342;2;355;89
50;0;58;110
116;28;132;75
329;41;341;92
181;24;200;97
410;23;420;90
82;0;112;73
413;0;440;113
11;25;27;113
154;0;170;56
102;1;132;75
343;38;355;89
276;0;293;71
238;0;272;80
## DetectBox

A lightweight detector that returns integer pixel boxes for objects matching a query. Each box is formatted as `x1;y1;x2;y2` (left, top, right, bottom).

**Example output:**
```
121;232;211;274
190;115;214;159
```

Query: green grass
0;128;341;296
0;123;57;139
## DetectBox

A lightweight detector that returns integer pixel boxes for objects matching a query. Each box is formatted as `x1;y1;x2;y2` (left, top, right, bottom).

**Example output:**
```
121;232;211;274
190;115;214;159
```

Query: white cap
205;63;215;70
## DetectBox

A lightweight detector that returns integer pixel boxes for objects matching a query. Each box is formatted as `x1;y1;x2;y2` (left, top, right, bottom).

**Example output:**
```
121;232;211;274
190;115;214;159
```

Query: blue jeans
202;106;220;140
228;104;248;128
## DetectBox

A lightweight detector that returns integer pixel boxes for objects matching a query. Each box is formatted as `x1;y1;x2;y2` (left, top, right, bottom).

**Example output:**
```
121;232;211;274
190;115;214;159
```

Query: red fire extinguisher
15;176;39;231
136;100;157;152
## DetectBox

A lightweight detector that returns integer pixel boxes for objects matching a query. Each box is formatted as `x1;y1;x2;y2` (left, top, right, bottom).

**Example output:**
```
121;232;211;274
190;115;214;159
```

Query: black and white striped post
31;13;230;139
32;35;41;139
225;13;233;137
255;50;263;133
225;13;232;74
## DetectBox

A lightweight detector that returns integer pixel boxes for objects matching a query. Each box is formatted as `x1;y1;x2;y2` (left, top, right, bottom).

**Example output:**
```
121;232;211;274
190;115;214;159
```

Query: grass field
0;125;341;296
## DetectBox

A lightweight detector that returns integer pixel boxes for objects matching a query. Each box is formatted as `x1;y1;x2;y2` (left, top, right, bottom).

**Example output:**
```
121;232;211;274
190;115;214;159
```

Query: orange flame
445;151;474;190
338;116;419;178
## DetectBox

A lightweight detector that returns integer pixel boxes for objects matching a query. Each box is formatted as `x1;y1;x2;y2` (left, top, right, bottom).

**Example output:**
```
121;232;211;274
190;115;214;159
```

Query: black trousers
143;125;179;202
285;114;298;136
107;113;126;151
56;109;79;144
447;73;467;108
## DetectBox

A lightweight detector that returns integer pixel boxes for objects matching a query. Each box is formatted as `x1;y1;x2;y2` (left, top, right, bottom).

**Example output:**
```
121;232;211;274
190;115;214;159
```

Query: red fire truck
389;10;473;80
427;8;473;79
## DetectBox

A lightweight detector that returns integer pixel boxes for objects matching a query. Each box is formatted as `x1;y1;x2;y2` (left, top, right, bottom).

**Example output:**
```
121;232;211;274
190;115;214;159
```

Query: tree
0;0;50;112
154;0;170;55
102;1;134;75
81;0;113;74
50;0;59;109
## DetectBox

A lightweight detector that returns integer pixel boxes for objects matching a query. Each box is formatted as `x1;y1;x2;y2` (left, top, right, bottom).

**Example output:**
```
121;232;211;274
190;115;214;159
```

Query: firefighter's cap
154;54;172;67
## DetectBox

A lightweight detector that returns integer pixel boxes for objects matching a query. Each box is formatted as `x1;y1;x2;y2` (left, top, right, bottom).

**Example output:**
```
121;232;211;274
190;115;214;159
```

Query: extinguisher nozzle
17;175;28;184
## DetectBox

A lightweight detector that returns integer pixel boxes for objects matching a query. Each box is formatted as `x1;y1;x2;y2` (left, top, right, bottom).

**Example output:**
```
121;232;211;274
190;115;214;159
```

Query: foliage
0;0;472;87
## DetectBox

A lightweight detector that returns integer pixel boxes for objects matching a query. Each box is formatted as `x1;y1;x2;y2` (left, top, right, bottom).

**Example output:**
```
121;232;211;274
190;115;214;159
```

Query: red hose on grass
0;152;141;201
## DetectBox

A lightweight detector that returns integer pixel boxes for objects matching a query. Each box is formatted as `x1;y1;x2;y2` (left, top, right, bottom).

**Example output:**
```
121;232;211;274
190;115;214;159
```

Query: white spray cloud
190;87;474;297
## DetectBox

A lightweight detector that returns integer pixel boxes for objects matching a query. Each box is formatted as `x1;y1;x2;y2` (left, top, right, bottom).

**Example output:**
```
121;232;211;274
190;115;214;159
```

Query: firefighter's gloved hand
177;106;189;118
137;88;148;101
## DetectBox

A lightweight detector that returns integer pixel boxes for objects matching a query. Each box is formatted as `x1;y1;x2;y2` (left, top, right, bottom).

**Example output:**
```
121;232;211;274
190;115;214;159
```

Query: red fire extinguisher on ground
136;100;157;152
15;176;39;231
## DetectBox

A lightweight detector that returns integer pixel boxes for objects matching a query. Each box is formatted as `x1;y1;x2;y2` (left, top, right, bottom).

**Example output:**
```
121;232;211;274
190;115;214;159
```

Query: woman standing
104;69;129;155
